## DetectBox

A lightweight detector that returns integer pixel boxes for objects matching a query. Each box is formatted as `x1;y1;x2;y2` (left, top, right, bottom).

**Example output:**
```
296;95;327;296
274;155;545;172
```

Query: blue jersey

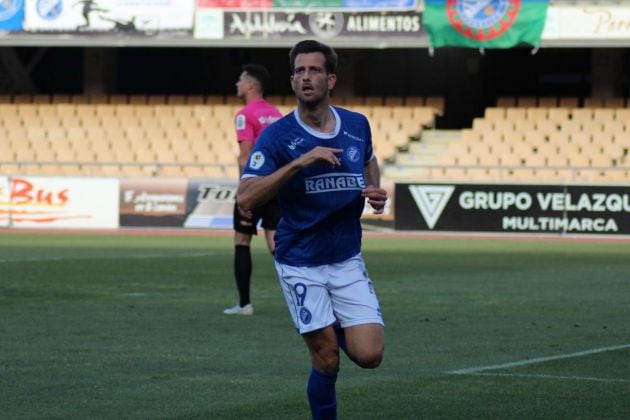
242;106;374;267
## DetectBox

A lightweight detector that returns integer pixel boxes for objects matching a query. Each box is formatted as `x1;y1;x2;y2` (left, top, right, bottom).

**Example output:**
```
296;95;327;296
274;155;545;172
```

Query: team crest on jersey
346;146;360;163
249;151;265;169
235;114;246;130
447;0;520;41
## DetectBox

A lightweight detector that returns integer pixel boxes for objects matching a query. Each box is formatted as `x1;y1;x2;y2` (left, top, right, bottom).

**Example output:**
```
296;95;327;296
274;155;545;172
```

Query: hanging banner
9;177;119;229
423;0;548;48
196;10;423;39
0;176;9;227
24;0;194;33
542;6;630;40
0;0;24;31
197;0;416;10
395;183;630;235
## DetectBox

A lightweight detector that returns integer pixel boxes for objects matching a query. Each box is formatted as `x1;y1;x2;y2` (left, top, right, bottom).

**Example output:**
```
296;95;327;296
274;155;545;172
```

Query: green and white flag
423;0;549;48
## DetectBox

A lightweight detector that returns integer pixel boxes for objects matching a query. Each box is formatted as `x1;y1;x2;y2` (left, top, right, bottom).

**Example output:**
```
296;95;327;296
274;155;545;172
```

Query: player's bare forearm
364;157;381;188
362;157;387;214
238;142;254;175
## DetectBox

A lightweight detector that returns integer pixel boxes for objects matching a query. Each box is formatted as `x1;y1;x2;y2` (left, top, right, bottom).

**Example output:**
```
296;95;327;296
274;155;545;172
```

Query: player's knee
353;347;383;369
311;347;340;373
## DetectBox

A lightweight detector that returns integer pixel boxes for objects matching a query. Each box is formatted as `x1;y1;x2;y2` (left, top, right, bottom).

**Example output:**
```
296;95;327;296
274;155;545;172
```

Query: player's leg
342;323;384;369
303;327;340;420
329;254;385;368
263;229;275;254
275;261;340;419
233;230;253;308
225;203;258;315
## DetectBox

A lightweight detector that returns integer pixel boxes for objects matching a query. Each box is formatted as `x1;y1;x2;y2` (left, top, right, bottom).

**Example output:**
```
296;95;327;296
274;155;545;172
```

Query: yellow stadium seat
484;107;505;121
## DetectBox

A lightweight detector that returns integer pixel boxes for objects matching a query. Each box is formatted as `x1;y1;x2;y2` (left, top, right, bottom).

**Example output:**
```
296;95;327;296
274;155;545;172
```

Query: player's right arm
237;146;343;211
237;141;254;175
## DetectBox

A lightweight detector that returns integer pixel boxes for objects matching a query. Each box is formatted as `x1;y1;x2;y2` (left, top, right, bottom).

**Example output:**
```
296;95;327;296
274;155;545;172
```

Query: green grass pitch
1;231;629;419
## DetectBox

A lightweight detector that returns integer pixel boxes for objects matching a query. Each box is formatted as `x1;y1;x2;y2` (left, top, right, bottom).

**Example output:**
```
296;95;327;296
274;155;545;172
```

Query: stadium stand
0;94;440;179
2;93;627;183
386;96;629;182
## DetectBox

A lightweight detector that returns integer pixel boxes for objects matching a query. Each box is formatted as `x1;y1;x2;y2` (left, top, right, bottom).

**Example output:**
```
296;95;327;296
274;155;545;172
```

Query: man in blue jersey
237;40;387;420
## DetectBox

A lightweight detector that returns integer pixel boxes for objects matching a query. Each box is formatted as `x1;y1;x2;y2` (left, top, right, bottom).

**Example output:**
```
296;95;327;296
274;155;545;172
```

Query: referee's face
236;71;253;98
291;52;336;106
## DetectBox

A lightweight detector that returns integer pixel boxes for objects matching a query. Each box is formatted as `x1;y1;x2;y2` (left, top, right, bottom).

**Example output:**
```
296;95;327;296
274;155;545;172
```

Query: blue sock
307;368;338;420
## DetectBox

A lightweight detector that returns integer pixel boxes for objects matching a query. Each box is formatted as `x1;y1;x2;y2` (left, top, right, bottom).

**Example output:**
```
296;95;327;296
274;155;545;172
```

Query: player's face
290;52;336;106
236;71;252;98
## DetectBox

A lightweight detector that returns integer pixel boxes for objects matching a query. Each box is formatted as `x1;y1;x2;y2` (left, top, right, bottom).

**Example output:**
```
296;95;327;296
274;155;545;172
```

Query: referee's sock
234;245;252;307
307;368;338;420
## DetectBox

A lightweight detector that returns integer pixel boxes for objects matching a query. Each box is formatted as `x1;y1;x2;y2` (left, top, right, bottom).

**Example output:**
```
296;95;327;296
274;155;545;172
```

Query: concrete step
421;129;462;144
407;141;449;155
392;129;462;166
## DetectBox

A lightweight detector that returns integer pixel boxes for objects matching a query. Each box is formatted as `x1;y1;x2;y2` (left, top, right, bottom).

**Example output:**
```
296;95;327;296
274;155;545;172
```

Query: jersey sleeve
241;127;280;179
235;111;255;142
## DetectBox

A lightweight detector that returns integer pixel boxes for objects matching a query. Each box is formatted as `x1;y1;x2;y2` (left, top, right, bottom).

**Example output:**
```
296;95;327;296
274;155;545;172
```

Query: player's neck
298;102;335;133
244;91;263;105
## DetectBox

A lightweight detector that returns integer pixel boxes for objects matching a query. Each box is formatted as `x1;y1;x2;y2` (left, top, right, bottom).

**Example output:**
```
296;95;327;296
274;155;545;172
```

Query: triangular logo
408;185;455;229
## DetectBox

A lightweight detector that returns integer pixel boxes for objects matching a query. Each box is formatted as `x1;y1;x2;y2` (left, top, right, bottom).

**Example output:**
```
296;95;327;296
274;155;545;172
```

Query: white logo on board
408;185;455;229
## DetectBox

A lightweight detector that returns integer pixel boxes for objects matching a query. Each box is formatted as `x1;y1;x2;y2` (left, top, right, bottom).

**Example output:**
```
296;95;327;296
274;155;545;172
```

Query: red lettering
11;178;70;206
11;179;34;205
58;189;69;205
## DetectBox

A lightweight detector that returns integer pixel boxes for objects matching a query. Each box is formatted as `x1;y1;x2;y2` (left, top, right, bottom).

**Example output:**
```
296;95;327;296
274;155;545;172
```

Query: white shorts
275;253;384;334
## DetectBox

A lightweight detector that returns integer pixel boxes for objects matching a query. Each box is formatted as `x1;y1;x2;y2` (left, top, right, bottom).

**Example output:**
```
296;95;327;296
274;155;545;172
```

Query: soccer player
237;40;387;419
224;64;282;316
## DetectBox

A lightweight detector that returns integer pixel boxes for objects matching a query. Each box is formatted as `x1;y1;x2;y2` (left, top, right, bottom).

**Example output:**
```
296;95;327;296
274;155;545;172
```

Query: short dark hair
289;40;338;75
242;63;271;95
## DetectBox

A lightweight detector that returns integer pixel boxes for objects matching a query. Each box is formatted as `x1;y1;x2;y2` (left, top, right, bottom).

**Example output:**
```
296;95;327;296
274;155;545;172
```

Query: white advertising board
10;176;120;229
24;0;194;32
543;6;630;40
0;176;9;228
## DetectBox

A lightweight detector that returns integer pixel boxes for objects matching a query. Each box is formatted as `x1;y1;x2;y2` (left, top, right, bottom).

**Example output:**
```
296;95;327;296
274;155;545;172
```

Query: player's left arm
362;157;387;214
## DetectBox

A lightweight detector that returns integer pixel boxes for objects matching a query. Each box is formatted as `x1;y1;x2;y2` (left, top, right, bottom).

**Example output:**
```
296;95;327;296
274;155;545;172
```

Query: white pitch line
449;343;630;375
466;372;630;384
0;251;224;264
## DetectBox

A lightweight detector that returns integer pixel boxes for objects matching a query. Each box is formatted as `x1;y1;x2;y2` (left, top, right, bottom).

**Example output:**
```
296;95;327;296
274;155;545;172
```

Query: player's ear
327;73;337;91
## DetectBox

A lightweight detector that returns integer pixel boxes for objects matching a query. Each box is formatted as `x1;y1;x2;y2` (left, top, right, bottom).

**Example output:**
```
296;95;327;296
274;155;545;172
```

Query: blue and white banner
184;179;236;229
24;0;194;32
0;0;24;31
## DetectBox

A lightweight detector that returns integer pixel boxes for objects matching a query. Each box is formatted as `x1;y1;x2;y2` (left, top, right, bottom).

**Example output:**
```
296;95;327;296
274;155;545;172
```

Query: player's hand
298;146;343;168
362;185;387;215
237;205;253;225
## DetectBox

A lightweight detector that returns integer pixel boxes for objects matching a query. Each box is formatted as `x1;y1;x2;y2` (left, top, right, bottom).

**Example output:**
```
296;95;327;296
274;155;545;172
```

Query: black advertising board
120;178;188;227
222;10;424;40
395;183;630;235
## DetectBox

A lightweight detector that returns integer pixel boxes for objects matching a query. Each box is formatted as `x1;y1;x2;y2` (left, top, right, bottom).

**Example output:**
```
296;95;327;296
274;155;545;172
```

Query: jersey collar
293;106;341;140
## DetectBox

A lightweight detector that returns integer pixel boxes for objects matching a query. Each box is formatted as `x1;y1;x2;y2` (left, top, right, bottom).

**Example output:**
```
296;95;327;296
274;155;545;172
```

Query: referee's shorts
233;196;281;235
